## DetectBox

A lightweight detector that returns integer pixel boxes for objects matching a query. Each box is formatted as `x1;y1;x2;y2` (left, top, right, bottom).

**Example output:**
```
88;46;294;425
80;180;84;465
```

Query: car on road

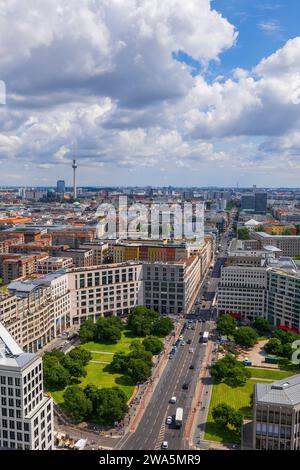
182;383;189;390
189;348;194;353
166;416;172;425
170;396;177;404
189;364;195;369
187;339;192;344
169;354;174;360
181;340;185;346
161;441;168;449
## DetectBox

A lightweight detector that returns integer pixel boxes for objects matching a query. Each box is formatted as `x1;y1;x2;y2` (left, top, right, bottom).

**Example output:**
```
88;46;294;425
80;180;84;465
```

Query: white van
170;396;177;404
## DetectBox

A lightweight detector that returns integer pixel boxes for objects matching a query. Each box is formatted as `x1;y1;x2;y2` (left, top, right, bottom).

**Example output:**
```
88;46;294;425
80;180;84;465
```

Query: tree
238;228;250;240
253;317;271;335
127;306;159;337
63;385;92;422
153;317;174;337
212;403;243;433
227;365;250;387
229;410;243;430
43;355;71;390
282;342;293;359
142;336;164;355
254;225;265;232
63;355;87;378
233;327;258;348
68;347;91;366
79;319;96;343
111;352;128;373
210;354;250;386
90;387;128;425
127;358;152;383
217;314;237;336
264;338;283;356
95;317;122;344
212;403;232;426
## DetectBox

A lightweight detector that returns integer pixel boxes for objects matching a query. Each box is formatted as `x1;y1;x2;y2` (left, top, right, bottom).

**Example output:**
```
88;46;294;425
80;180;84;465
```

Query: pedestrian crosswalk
154;421;166;450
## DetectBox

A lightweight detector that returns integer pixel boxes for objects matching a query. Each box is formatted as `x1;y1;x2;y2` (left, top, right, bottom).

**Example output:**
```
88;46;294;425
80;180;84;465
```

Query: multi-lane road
118;318;209;450
118;227;233;451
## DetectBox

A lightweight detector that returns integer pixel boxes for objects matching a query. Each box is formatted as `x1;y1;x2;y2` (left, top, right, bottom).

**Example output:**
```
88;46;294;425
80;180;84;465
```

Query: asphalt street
118;221;234;451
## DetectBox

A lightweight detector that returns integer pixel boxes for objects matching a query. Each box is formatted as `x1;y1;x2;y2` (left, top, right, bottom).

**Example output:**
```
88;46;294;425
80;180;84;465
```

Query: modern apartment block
0;272;70;353
0;323;53;450
56;248;93;268
79;241;109;265
0;253;48;284
253;374;300;450
36;256;74;274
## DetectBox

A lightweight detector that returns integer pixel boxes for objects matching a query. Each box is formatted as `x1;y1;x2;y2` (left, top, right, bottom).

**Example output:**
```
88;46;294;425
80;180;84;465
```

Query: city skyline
0;1;300;187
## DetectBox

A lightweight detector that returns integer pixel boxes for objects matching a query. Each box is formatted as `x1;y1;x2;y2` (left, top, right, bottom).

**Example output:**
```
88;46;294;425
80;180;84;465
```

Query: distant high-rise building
241;194;255;212
255;192;267;214
56;180;65;194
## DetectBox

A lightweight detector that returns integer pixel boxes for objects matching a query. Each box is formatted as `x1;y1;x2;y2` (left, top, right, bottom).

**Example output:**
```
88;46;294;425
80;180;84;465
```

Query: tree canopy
217;314;237;336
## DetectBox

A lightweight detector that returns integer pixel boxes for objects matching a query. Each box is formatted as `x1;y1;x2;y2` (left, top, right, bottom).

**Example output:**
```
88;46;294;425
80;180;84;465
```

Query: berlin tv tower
72;159;77;199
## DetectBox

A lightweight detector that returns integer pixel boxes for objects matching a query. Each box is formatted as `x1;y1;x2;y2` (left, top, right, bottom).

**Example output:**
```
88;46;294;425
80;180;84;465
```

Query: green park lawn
248;367;292;380
90;352;114;362
51;362;135;406
51;330;143;407
204;379;261;444
81;329;144;354
205;367;295;444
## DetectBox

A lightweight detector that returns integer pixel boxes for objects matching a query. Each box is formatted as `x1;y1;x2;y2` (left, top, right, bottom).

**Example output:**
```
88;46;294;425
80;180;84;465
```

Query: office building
253;374;300;450
254;192;267;214
56;180;65;194
217;266;268;321
0;323;53;450
241;194;255;212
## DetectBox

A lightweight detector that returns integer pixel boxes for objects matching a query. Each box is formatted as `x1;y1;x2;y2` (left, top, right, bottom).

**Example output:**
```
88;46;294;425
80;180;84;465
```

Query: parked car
182;383;189;390
161;441;169;449
189;364;195;370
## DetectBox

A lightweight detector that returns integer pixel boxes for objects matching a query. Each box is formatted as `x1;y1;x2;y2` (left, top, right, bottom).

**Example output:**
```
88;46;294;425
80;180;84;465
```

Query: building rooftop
0;323;36;369
256;374;300;406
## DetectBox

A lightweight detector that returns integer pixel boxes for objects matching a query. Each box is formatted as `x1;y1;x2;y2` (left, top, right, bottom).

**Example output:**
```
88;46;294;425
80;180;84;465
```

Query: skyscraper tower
72;159;77;199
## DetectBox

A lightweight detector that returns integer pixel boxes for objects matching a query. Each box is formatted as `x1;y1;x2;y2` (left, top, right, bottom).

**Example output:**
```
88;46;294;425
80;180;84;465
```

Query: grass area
248;367;292;380
90;352;114;362
205;367;298;444
51;362;135;406
205;379;261;444
81;329;144;354
51;330;144;408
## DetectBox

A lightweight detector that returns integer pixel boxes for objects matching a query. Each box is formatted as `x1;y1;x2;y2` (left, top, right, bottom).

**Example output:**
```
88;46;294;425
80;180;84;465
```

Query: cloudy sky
1;0;300;187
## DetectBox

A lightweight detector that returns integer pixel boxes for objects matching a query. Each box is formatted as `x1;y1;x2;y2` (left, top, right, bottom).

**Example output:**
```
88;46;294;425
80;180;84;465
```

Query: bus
175;407;183;429
202;331;209;344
